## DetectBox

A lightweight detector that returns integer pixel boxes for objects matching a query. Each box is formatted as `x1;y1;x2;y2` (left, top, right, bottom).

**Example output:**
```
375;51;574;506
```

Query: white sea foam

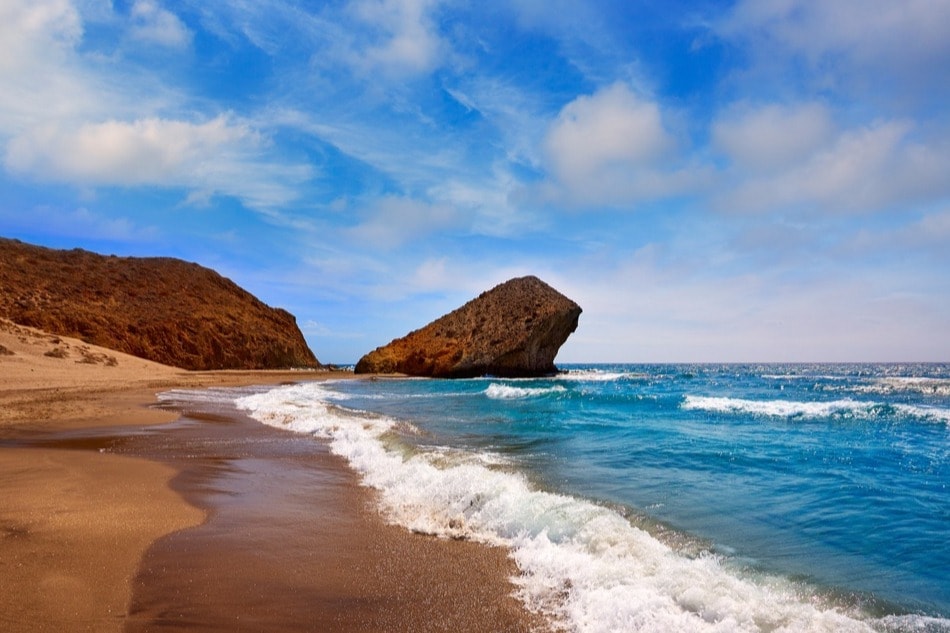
877;614;950;633
157;386;264;405
485;383;567;399
233;382;919;633
856;378;950;397
761;374;851;381
812;377;950;399
682;396;870;418
324;389;473;402
893;403;950;424
557;369;641;382
682;395;950;424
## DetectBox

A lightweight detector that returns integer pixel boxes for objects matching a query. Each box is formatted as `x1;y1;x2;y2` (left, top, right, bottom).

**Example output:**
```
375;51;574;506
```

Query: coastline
0;322;543;632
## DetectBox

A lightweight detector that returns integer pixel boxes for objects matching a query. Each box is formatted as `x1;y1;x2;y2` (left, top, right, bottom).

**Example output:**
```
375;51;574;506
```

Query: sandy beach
0;320;544;632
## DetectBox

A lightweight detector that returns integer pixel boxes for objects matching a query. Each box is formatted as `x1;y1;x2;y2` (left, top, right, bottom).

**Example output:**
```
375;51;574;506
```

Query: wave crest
857;378;950;397
485;383;567;399
682;395;950;424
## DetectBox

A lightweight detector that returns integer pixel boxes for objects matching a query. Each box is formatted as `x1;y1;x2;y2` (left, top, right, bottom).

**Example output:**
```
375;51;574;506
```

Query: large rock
0;237;320;370
355;276;581;378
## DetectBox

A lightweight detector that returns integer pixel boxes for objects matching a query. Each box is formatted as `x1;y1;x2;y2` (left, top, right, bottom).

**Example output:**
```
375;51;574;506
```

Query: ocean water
229;364;950;632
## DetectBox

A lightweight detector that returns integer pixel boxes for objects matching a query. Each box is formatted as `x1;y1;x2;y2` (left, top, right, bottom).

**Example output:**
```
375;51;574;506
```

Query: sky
1;0;949;364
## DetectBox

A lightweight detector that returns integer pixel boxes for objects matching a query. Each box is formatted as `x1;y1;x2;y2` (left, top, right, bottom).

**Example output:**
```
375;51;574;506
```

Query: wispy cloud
716;0;950;109
346;195;461;249
129;0;192;48
0;203;161;243
714;117;950;215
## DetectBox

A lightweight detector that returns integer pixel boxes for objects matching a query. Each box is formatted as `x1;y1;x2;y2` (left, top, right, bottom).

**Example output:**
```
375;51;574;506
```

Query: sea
222;363;948;632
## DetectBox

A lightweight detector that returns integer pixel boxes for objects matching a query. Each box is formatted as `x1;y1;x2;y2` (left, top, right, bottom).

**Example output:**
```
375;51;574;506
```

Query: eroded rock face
0;237;320;370
355;276;581;378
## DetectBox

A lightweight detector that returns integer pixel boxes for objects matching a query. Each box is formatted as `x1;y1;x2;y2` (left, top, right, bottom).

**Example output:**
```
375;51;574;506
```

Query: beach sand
0;320;545;632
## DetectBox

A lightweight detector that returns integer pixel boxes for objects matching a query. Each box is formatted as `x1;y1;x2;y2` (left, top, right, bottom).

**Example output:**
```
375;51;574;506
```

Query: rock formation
355;276;581;378
0;237;320;370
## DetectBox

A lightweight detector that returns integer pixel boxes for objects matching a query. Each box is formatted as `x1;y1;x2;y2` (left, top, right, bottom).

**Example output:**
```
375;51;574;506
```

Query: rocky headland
355;275;581;378
0;237;319;370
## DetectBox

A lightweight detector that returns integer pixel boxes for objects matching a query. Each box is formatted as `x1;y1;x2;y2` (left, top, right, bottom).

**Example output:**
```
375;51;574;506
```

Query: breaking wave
485;383;567;399
233;382;942;632
682;395;950;424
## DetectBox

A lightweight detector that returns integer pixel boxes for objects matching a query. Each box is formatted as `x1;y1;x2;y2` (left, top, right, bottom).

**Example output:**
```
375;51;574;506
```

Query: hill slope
0;238;319;370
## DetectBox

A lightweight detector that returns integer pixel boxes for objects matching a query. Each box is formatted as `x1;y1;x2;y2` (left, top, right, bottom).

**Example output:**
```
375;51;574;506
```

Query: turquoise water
235;364;950;632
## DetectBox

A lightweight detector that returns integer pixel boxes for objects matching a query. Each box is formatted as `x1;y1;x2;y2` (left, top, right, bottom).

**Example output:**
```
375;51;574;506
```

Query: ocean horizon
172;362;949;632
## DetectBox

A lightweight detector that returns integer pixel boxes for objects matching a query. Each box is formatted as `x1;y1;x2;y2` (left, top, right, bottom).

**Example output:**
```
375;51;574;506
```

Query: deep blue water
236;363;950;632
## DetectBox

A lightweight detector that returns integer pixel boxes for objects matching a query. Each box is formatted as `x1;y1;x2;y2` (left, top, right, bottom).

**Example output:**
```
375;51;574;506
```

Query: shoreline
0;322;544;632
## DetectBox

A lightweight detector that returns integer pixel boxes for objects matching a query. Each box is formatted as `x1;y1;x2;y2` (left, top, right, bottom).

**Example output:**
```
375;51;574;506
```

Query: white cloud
910;209;950;244
347;195;460;249
5;115;313;210
129;0;191;48
711;102;834;172
0;1;313;213
546;82;673;181
410;257;452;290
539;82;707;207
0;0;100;133
845;208;950;261
0;0;154;135
0;0;82;68
722;0;950;66
427;168;543;238
715;118;950;215
717;0;950;102
346;0;448;77
6;115;249;184
183;1;447;83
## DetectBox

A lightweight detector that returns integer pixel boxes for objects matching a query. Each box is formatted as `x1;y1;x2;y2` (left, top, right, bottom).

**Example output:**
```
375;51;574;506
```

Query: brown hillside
0;237;319;370
355;276;581;378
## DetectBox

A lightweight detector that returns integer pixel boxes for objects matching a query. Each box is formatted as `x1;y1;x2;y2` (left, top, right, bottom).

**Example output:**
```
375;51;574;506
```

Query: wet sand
0;321;545;632
0;447;204;632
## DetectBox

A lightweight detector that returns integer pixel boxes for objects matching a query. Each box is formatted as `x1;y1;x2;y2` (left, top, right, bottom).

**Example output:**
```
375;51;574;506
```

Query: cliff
0;237;320;370
355;276;581;378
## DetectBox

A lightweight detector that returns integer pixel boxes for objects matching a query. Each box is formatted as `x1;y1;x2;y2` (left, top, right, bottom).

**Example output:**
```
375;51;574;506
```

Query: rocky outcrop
0;237;320;370
355;276;581;378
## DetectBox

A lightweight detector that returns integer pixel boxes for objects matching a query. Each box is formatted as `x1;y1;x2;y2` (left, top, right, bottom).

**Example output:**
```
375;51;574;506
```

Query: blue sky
2;0;949;363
